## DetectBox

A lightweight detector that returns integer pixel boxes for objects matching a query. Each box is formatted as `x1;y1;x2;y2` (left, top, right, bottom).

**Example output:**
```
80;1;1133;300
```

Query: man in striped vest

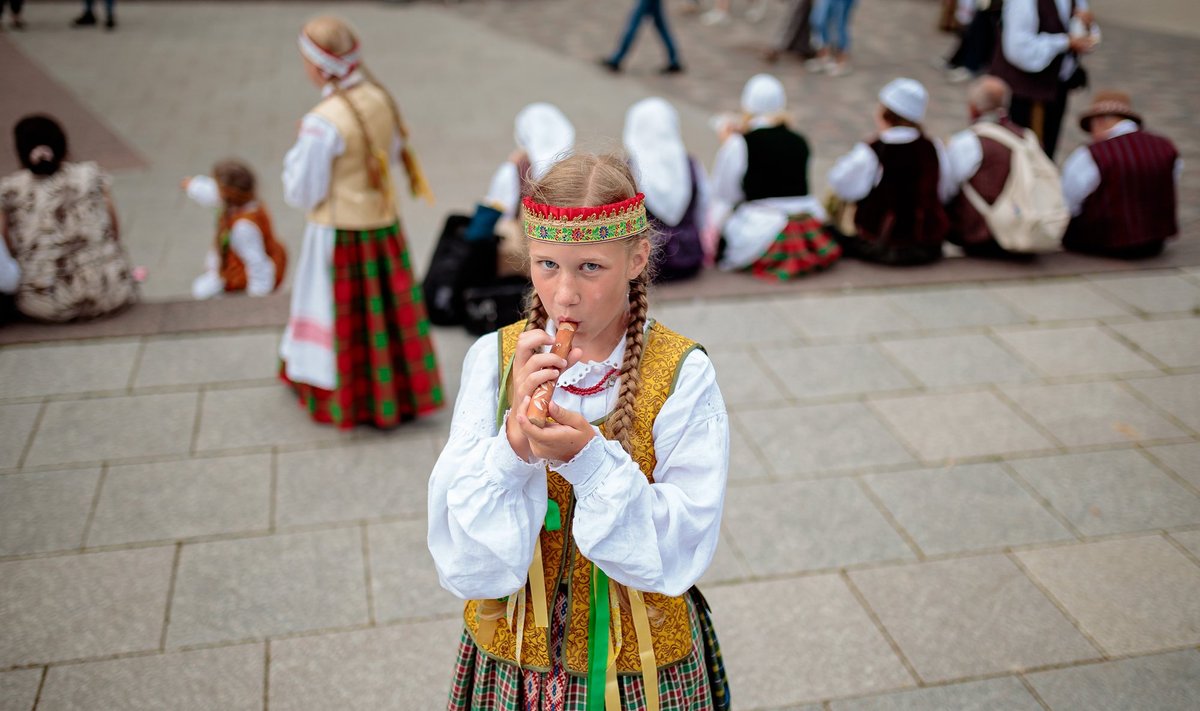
1061;91;1181;260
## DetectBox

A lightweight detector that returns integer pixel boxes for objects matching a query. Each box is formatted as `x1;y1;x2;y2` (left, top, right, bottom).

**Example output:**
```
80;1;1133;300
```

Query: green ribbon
587;565;611;711
545;500;561;532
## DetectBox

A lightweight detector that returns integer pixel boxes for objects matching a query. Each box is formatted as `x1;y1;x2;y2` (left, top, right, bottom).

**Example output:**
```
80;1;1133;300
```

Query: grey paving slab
0;468;100;556
849;555;1098;682
735;403;915;478
1170;530;1200;560
774;294;918;340
1126;373;1200;433
1088;274;1200;314
706;348;789;407
269;617;463;711
1026;650;1200;711
0;403;42;469
650;298;798;347
24;393;198;467
88;454;271;546
1146;442;1200;491
0;341;139;400
1003;381;1185;447
705;577;914;708
887;289;1027;330
1109;318;1200;368
699;530;749;587
724;479;914;575
1017;536;1200;655
877;334;1037;388
1008;450;1200;536
727;420;771;483
166;528;367;647
276;438;437;527
194;385;348;452
830;677;1042;711
368;520;462;622
756;343;915;400
38;644;263;711
134;331;282;388
0;669;42;711
994;326;1160;378
871;392;1053;461
989;281;1134;322
0;547;174;666
863;464;1073;556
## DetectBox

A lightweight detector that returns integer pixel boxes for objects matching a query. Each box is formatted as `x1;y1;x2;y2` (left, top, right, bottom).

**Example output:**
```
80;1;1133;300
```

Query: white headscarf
623;97;692;227
515;103;575;180
740;74;787;118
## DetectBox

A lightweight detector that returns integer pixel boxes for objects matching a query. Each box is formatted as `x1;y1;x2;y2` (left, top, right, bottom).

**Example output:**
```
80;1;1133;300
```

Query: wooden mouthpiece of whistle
526;322;576;427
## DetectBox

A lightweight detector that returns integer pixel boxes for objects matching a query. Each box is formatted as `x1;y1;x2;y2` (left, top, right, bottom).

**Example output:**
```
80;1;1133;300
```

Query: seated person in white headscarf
623;97;708;282
705;74;841;282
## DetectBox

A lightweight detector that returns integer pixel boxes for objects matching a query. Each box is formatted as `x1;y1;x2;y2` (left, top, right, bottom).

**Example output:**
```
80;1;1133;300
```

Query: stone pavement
2;2;1200;710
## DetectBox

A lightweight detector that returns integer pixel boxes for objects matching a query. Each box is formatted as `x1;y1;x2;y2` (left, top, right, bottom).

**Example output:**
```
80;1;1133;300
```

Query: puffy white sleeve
282;114;345;211
483;162;522;217
934;138;959;205
944;129;983;201
555;349;728;597
706;134;748;232
428;334;550;600
229;219;275;296
827;142;881;202
1061;145;1100;217
185;175;222;208
1001;0;1070;73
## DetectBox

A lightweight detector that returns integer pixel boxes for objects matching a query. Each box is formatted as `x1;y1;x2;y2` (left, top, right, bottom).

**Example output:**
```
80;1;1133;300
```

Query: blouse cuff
484;414;546;491
554;432;609;498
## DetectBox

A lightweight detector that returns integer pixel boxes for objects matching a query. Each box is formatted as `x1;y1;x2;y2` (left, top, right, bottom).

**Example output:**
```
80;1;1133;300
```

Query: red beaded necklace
560;367;620;397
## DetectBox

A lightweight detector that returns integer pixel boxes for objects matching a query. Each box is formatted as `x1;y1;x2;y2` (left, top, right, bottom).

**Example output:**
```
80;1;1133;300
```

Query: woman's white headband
298;32;361;79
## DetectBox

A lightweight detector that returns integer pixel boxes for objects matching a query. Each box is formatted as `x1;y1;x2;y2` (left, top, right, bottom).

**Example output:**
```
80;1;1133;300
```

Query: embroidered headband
298;32;361;79
523;193;649;243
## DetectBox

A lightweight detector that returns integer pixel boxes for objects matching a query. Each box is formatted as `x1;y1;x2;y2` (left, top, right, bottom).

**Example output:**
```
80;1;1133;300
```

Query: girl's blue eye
581;262;601;272
539;260;558;270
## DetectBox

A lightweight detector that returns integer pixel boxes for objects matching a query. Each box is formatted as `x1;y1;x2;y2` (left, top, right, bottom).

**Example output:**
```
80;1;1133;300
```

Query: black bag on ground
422;214;499;326
462;276;530;336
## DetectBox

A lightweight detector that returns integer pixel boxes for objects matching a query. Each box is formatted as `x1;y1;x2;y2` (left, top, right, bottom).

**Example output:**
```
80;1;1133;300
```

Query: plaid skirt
748;215;841;282
281;223;443;429
448;587;731;711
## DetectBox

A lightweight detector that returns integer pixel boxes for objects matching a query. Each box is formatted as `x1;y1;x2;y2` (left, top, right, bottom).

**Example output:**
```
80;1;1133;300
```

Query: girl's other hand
505;329;582;461
516;399;595;465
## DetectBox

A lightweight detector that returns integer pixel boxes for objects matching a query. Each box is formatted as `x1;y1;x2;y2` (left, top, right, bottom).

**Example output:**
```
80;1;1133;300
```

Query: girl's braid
608;270;650;454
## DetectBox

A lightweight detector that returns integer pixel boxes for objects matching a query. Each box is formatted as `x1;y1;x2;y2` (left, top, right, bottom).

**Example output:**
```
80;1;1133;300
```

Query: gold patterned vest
463;319;702;675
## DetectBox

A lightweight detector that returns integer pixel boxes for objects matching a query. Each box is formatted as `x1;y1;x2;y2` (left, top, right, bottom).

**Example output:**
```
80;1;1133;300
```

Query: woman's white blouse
427;327;729;601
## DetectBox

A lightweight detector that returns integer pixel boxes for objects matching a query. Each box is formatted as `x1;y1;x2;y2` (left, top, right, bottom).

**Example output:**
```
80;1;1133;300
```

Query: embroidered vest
463;320;702;676
856;137;949;248
307;82;399;230
1069;130;1179;250
216;205;287;293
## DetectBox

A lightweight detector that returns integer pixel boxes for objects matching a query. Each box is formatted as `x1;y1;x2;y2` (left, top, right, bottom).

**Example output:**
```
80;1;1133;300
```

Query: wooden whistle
526;322;576;427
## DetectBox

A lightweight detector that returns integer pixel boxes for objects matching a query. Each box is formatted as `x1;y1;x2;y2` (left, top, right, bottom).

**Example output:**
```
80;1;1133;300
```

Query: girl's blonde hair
524;153;652;455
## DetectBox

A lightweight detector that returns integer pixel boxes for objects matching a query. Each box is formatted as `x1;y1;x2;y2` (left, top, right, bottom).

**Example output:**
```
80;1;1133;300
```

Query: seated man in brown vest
1061;91;1181;260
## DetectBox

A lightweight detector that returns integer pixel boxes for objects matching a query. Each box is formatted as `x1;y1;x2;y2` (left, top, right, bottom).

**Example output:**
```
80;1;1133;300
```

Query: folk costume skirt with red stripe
748;214;841;282
280;223;443;429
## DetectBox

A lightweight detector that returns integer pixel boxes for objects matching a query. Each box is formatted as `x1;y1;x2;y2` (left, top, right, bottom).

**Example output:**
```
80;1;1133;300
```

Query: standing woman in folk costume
281;16;443;429
428;153;732;710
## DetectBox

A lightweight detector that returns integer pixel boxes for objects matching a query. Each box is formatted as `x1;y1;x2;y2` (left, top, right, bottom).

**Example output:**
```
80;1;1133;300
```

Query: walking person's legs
806;0;833;71
828;0;857;74
649;0;683;71
604;0;649;70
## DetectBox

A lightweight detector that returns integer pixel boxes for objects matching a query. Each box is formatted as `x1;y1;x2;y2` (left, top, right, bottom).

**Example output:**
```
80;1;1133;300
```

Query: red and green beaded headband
522;193;649;243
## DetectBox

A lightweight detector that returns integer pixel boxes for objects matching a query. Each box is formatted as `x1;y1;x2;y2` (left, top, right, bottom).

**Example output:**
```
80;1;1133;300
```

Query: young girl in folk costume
429;153;732;711
281;16;442;429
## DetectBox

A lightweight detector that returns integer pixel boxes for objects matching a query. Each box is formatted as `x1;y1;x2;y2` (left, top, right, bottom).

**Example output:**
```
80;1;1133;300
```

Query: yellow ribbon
629;588;660;711
528;540;550;629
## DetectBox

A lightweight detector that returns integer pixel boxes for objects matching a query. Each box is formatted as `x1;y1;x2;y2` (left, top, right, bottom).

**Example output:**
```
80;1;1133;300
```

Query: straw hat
1078;91;1143;132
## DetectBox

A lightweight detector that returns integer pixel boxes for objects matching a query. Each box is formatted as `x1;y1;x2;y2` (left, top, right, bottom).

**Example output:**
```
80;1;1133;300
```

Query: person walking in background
601;0;685;74
807;0;859;76
73;0;115;30
1;0;26;30
763;0;816;64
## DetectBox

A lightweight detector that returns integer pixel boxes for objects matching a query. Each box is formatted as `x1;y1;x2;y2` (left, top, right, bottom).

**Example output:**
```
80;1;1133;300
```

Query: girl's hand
505;329;582;461
515;399;596;465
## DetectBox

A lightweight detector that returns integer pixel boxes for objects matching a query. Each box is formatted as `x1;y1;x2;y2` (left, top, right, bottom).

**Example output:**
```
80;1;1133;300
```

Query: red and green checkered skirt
748;214;841;282
448;587;731;711
281;223;443;429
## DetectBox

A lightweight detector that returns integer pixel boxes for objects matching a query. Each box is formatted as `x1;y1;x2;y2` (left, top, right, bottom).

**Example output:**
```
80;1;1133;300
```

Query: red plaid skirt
748;215;841;281
281;223;443;429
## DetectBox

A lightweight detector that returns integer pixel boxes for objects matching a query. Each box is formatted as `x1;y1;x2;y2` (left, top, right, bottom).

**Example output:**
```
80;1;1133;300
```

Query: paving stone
0;547;174;666
705;577;914;708
368;520;462;622
134;331;281;388
699;530;749;587
0;669;43;711
1089;274;1200;314
989;282;1134;322
871;392;1053;461
1145;442;1200;490
863;464;1072;556
1126;373;1200;433
0;403;43;469
757;343;915;400
0;341;139;399
706;348;789;407
88;454;271;546
269;617;464;711
195;385;349;452
1109;319;1200;368
24;393;198;467
1017;537;1200;655
724;479;914;575
1008;450;1200;536
166;528;367;647
1170;530;1200;560
775;294;918;340
994;326;1159;377
1026;650;1200;711
0;468;100;556
38;644;263;711
735;403;914;478
728;420;770;482
276;439;437;527
877;334;1037;388
849;555;1098;682
1003;381;1185;447
651;298;798;347
830;677;1042;711
888;289;1027;329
